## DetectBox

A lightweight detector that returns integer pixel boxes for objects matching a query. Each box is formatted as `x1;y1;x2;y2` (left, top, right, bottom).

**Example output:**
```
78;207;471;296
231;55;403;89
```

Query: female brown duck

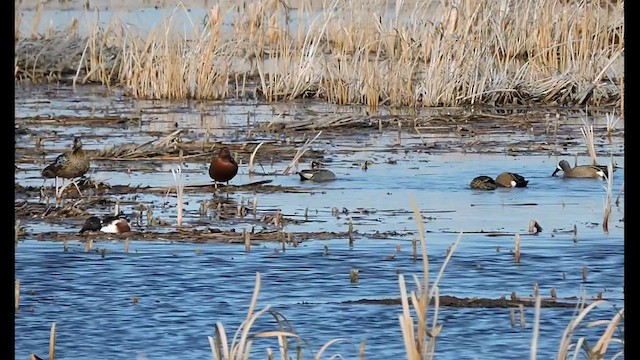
42;137;90;196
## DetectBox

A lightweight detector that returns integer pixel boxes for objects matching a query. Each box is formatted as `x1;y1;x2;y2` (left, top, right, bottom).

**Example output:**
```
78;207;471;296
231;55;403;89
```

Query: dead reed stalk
580;118;598;165
557;296;624;359
398;197;462;359
15;279;20;311
49;322;56;360
530;294;542;360
208;272;300;360
514;234;521;264
283;131;322;175
248;141;265;175
171;165;184;226
603;162;614;233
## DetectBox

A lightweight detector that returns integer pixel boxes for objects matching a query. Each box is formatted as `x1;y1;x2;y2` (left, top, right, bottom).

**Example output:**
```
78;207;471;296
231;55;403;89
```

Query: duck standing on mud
209;146;238;188
42;137;90;197
79;215;131;234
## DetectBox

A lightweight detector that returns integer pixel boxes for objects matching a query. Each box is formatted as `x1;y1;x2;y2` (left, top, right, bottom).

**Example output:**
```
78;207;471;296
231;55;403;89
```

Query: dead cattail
573;224;578;243
603;162;614;233
551;288;557;299
514;234;521;263
15;279;20;311
49;322;56;360
350;269;359;283
348;218;354;247
304;207;309;221
582;265;588;282
244;229;251;252
510;308;516;327
519;304;526;328
533;283;539;297
171;166;184;226
63;239;68;252
323;245;329;256
124;238;129;253
253;197;258;219
84;238;93;253
396;244;401;253
412;238;417;262
132;295;139;304
529;220;542;234
100;248;106;259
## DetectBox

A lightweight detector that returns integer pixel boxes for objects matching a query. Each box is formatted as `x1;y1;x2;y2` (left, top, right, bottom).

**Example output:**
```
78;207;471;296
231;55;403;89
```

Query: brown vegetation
15;0;624;109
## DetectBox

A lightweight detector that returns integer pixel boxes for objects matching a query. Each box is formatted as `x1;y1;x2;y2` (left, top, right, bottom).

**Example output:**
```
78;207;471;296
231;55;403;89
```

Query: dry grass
557;295;624;360
15;0;623;108
602;161;614;233
398;197;462;359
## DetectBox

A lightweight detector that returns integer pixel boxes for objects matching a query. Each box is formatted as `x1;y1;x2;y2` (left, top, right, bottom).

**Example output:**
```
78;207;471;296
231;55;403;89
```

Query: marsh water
14;83;625;359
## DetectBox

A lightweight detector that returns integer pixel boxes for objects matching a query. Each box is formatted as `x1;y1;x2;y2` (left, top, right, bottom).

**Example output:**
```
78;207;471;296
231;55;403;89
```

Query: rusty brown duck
209;146;238;188
42;137;90;196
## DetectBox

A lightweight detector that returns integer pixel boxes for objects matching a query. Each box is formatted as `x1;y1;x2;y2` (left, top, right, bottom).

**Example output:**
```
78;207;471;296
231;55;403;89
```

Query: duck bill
551;167;560;177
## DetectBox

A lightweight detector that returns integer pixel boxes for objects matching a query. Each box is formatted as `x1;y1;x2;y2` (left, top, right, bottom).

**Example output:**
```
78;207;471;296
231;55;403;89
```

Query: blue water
15;85;624;359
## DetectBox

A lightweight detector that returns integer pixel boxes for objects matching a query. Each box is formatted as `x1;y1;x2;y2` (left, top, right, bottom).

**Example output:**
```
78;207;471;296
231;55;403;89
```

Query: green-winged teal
470;175;497;190
41;137;90;196
79;215;131;234
495;172;529;188
551;160;607;178
298;160;336;182
209;146;238;188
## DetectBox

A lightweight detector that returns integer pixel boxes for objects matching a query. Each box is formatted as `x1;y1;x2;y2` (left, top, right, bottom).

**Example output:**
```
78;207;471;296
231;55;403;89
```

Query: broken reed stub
529;220;543;234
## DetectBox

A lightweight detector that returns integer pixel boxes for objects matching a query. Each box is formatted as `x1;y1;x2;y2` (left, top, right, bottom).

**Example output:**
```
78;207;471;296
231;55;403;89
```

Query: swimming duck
298;160;336;182
79;215;131;234
551;160;607;178
42;137;90;196
495;172;529;188
470;175;497;190
209;146;238;188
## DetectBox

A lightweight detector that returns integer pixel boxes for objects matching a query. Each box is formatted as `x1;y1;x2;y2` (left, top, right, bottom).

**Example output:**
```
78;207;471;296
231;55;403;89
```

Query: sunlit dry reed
15;279;20;311
398;197;462;359
557;295;624;360
171;165;184;226
514;234;521;264
209;272;302;360
580;118;598;165
49;322;56;360
15;0;623;107
603;162;614;233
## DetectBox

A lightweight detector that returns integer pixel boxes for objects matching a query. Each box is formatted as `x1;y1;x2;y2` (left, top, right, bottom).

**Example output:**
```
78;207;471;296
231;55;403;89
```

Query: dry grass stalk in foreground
15;0;623;108
210;272;306;360
557;294;624;360
602;162;614;233
398;197;462;359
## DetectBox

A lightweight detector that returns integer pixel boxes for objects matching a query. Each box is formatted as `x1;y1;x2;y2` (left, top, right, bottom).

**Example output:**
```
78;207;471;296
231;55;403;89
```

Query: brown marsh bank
15;1;624;359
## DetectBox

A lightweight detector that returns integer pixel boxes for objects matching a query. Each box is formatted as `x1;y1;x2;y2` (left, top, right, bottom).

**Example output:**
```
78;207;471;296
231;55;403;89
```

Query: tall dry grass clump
16;0;623;108
557;295;624;359
398;197;462;359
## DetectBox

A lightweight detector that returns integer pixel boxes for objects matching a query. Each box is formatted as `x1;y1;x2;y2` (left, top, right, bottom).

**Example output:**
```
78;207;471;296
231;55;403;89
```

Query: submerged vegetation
15;0;623;109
